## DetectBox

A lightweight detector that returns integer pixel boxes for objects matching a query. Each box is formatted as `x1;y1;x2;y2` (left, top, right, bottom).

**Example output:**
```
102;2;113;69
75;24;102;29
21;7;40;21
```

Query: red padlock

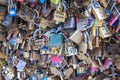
16;0;25;3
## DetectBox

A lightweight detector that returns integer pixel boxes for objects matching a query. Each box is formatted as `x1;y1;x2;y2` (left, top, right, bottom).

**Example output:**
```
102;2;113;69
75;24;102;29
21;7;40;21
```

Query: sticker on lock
54;10;66;22
99;27;112;39
65;47;77;56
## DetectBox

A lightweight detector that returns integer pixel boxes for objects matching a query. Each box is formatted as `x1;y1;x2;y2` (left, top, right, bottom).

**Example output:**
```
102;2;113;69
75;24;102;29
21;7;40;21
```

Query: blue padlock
30;75;38;80
8;0;17;16
9;7;16;16
42;77;48;80
39;0;46;4
49;33;63;48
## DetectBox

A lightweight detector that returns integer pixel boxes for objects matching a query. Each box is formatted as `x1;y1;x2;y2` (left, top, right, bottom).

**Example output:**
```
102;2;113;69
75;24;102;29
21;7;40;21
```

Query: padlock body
70;30;83;45
49;34;63;48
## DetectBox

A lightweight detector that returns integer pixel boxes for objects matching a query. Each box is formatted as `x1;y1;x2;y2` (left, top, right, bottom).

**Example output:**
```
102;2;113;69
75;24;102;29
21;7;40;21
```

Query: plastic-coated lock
108;15;119;27
9;11;15;16
39;0;46;4
16;0;25;3
49;33;63;48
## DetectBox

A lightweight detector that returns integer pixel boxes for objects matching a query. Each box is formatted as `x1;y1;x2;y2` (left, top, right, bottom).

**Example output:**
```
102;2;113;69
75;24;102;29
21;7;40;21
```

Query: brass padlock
30;50;40;60
2;65;15;80
70;30;83;45
65;39;78;56
28;22;35;30
23;51;29;59
24;39;32;51
92;1;107;20
99;27;112;39
54;0;66;22
79;32;87;53
86;31;93;50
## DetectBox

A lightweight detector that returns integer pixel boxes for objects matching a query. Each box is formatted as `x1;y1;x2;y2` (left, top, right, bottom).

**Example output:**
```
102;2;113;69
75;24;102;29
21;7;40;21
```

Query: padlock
93;20;103;27
17;4;36;22
50;0;59;5
24;39;32;51
64;16;75;29
30;50;40;61
79;32;87;53
2;14;13;27
95;27;99;47
17;71;26;79
49;32;63;48
0;0;8;5
0;5;6;23
99;26;112;39
16;60;26;71
92;1;107;20
54;0;66;22
40;46;50;55
16;0;25;3
49;47;63;67
65;39;77;56
86;31;93;50
2;65;15;80
33;39;45;50
90;62;99;76
77;66;86;76
41;0;52;17
100;0;107;8
70;30;83;45
39;0;46;4
103;58;113;70
108;6;120;27
32;28;45;50
90;26;96;40
64;68;73;79
118;0;120;3
40;18;48;29
8;0;17;16
28;22;35;30
23;51;30;59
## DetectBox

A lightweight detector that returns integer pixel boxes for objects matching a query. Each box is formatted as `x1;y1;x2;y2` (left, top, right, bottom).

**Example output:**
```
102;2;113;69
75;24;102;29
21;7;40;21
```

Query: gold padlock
30;50;40;60
28;22;35;30
70;30;83;45
53;0;66;22
99;27;112;39
92;1;107;20
80;32;87;53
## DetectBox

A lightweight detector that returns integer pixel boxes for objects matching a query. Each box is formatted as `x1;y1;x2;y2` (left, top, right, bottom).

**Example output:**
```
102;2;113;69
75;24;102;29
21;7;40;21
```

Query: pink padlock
108;15;118;26
116;36;120;41
16;0;25;3
90;63;99;75
104;58;113;69
115;22;120;32
118;0;120;3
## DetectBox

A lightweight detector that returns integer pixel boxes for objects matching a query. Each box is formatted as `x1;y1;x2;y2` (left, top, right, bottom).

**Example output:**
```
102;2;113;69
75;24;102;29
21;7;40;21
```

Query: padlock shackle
83;32;87;43
85;31;90;41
